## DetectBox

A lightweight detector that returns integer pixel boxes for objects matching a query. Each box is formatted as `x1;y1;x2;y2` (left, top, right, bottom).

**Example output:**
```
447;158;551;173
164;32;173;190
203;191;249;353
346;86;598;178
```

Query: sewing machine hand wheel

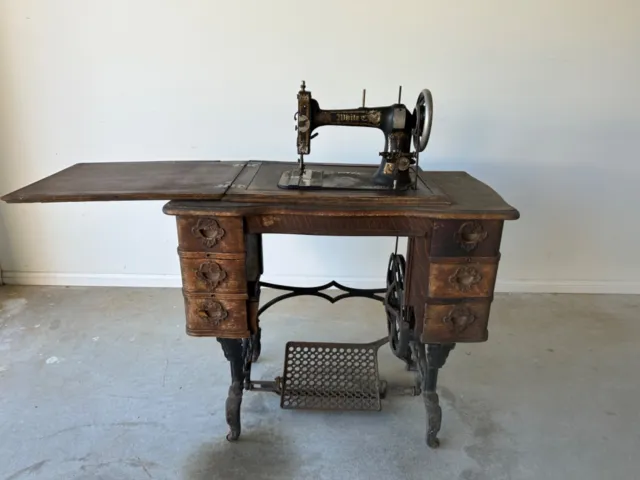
413;89;433;152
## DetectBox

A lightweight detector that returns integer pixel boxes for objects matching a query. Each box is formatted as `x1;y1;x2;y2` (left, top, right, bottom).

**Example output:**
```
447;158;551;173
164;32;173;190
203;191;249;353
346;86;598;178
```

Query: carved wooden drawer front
179;252;247;294
428;259;498;299
422;300;491;343
176;216;245;253
183;293;249;338
430;220;503;257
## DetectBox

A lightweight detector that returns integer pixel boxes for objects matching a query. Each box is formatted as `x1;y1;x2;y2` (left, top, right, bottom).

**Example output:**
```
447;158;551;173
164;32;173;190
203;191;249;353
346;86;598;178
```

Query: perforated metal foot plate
280;339;386;411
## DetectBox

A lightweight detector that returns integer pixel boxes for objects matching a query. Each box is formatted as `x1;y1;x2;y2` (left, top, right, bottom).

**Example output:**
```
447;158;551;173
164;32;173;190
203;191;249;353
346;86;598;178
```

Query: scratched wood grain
1;161;246;203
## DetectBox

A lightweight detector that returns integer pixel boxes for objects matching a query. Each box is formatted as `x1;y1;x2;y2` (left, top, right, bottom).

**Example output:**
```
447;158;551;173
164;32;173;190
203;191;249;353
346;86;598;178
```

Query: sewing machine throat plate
278;168;408;191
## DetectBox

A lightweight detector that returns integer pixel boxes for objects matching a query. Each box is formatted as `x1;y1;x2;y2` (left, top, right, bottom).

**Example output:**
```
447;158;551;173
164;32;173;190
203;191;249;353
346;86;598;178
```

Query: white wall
1;0;639;293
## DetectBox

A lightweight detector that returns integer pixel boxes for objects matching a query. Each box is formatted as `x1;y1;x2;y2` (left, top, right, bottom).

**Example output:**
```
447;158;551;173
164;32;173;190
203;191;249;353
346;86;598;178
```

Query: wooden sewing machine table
2;160;519;448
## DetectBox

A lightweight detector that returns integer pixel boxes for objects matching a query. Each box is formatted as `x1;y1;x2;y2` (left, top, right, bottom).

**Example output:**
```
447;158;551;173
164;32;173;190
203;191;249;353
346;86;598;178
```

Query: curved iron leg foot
217;338;247;442
225;381;243;441
251;327;262;363
425;391;442;448
410;341;454;449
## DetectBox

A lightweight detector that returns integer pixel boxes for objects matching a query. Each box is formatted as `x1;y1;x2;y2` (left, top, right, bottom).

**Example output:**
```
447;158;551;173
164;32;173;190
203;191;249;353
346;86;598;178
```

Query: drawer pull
442;305;476;333
191;218;226;248
197;300;228;326
196;261;227;289
449;266;482;292
455;221;487;252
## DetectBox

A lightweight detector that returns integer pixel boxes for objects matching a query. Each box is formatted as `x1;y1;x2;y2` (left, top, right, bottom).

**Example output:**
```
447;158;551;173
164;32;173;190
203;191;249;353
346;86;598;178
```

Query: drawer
183;293;250;338
422;299;491;343
179;252;247;294
430;220;503;257
428;258;498;299
176;216;245;253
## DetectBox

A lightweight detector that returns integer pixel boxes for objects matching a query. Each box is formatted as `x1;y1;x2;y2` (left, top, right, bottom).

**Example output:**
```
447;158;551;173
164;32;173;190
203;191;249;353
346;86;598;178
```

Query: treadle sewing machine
279;81;433;191
1;81;519;450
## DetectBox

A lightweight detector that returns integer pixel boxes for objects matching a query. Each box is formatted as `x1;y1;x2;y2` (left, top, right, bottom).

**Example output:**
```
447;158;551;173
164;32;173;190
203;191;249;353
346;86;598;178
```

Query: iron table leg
410;341;455;448
217;338;249;441
251;326;262;363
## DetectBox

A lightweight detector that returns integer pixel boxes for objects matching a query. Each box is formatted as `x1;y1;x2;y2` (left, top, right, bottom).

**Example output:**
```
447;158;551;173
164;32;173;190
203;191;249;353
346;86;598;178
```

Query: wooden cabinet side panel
406;234;431;340
408;219;506;344
173;214;252;338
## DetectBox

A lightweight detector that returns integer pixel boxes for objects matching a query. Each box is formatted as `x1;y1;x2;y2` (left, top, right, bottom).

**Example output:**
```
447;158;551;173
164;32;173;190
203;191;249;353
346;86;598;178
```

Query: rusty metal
448;266;483;292
410;341;455;448
195;261;227;289
442;304;476;333
454;221;488;251
191;218;225;248
216;338;249;442
257;280;385;320
246;378;282;395
384;253;414;368
196;299;228;327
284;81;434;191
279;337;389;411
278;169;403;190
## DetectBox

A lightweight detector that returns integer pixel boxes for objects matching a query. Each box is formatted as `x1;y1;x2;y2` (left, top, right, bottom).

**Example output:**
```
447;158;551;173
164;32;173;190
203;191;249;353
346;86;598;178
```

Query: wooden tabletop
0;161;246;203
1;160;519;220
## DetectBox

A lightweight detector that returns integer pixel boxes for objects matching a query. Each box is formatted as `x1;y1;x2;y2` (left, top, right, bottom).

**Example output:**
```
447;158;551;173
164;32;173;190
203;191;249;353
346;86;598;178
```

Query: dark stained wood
428;260;499;299
0;142;520;448
179;252;248;294
245;214;431;236
404;221;504;344
422;299;492;343
0;161;246;203
430;220;503;257
405;234;432;341
2;159;519;220
163;164;518;220
245;234;263;337
1;158;519;345
176;216;245;253
174;210;254;338
183;292;250;338
164;201;445;218
245;234;263;283
223;161;452;207
419;171;519;219
226;161;262;192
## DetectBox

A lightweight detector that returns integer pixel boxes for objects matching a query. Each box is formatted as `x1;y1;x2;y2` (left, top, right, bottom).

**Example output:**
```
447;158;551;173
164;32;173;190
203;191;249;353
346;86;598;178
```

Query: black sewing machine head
278;80;433;191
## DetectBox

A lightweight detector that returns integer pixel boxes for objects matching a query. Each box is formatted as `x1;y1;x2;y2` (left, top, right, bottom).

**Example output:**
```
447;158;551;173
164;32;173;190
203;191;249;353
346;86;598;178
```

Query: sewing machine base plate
279;338;388;411
277;168;412;191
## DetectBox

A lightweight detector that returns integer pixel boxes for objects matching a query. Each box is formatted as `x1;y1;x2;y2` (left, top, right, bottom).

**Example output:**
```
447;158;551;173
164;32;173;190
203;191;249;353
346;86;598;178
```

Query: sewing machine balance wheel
413;89;434;152
384;253;412;364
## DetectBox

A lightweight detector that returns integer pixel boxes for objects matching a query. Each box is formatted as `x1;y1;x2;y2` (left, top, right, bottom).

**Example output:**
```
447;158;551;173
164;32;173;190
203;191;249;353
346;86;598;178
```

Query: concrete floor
0;286;639;480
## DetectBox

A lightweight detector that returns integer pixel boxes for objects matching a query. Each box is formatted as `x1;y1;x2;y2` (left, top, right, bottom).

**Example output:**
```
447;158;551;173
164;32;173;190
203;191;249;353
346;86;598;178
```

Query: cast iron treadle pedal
280;337;388;411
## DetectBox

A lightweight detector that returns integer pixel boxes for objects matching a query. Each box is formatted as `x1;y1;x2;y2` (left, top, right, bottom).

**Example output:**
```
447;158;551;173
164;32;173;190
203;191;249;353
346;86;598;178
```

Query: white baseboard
1;271;184;288
1;271;640;294
494;280;640;295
